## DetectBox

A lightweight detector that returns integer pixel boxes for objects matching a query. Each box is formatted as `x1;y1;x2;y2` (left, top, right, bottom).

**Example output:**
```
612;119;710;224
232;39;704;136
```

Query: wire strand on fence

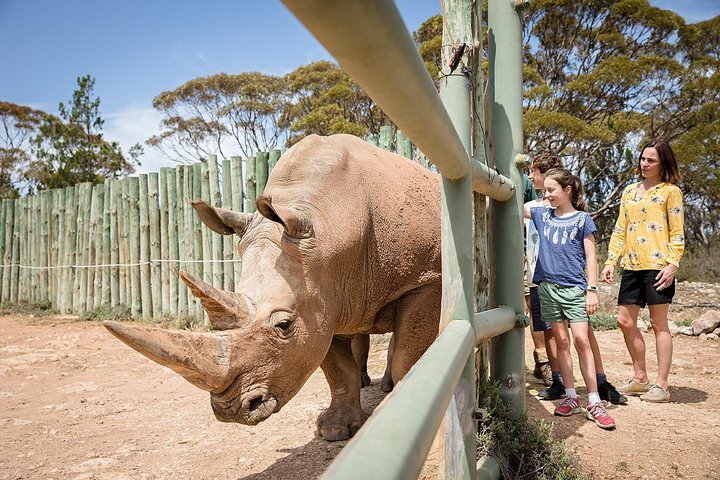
0;259;241;270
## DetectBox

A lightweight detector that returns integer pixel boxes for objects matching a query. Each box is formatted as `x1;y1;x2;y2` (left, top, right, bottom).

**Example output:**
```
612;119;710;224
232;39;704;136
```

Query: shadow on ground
240;378;389;480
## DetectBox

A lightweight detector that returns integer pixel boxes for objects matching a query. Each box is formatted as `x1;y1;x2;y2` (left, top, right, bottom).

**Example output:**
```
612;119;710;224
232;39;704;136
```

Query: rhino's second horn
179;271;252;330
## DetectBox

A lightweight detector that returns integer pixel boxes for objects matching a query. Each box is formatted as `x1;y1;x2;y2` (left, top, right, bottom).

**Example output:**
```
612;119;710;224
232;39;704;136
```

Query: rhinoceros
104;133;441;441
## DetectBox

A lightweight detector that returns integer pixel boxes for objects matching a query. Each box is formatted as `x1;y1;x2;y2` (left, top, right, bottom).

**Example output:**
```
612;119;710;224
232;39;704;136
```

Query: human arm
584;233;599;315
654;187;684;290
523;202;531;219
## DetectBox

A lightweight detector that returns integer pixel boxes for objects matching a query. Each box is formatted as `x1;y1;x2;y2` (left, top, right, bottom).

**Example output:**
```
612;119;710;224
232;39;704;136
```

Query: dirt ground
1;283;719;479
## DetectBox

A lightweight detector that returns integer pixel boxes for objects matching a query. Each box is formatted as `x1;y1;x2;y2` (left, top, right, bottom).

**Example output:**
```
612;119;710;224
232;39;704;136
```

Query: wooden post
268;149;282;173
117;179;128;307
379;125;393;151
128;177;141;317
0;200;6;302
9;200;20;304
396;130;414;160
102;180;111;305
176;166;188;315
245;155;256;213
166;168;179;317
193;162;204;321
74;183;92;313
60;187;76;313
159;169;170;315
221;159;234;291
139;175;153;318
38;193;50;304
208;155;224;289
86;184;102;312
365;133;379;146
149;172;162;320
255;151;269;198
109;180;120;307
230;156;244;288
121;178;132;308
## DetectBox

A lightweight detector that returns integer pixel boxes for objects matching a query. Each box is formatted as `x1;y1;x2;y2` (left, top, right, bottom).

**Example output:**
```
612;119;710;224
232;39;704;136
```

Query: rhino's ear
191;199;253;237
256;195;314;239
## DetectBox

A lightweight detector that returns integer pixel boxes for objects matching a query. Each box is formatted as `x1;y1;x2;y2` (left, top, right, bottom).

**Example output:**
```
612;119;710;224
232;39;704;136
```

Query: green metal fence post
488;0;527;414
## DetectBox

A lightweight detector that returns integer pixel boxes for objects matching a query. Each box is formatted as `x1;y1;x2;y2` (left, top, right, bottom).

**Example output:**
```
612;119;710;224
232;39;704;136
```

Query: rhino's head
105;195;333;426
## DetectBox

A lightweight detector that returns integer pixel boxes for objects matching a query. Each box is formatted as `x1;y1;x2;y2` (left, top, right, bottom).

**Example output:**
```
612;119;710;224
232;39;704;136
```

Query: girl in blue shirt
523;168;616;429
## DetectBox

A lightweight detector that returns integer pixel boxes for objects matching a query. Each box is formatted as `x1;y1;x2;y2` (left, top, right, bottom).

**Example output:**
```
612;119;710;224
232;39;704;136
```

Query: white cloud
103;106;177;174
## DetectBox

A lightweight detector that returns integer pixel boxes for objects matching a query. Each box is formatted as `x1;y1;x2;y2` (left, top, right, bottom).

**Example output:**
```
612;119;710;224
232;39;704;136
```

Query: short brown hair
531;151;563;174
637;139;681;184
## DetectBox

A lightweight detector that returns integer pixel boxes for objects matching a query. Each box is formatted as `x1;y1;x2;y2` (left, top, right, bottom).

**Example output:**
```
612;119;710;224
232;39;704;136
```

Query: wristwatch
586;285;599;292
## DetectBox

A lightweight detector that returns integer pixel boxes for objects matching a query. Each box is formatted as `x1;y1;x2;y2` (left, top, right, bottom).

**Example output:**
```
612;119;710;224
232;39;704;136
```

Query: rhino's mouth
211;390;279;425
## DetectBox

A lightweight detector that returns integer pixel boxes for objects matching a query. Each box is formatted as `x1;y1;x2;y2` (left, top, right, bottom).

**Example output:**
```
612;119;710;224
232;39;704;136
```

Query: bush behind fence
0;127;427;323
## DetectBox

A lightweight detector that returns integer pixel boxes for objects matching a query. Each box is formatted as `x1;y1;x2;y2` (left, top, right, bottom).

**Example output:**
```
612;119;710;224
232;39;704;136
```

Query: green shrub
477;378;583;479
677;241;720;283
590;312;619;331
0;300;56;316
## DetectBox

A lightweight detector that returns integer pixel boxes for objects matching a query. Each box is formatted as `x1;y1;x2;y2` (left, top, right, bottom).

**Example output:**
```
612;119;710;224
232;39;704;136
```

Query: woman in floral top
601;140;684;403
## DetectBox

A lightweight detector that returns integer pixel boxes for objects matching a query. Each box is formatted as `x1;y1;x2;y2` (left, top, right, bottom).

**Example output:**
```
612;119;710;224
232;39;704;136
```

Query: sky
1;0;718;174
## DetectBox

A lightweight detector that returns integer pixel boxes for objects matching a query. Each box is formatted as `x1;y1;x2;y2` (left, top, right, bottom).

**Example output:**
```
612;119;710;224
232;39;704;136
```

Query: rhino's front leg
318;335;366;441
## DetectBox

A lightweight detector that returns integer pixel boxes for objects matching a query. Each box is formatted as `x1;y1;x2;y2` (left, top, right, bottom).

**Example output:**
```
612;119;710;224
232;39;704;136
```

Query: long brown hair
637;139;682;184
544;168;588;212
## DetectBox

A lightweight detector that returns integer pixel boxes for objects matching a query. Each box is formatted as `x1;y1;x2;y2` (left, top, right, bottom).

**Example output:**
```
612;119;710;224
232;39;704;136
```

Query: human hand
654;264;678;291
586;291;599;315
601;265;614;284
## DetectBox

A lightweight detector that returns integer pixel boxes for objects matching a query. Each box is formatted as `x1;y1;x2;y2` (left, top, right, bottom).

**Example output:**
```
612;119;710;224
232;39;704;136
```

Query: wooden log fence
0;128;426;322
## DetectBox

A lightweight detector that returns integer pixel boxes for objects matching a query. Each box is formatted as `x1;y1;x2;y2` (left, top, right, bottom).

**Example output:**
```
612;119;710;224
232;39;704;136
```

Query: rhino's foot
381;373;394;393
361;372;372;388
317;406;366;441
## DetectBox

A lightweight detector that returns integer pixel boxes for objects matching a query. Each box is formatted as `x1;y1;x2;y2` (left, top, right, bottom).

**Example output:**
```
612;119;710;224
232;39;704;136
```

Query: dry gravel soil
1;283;719;479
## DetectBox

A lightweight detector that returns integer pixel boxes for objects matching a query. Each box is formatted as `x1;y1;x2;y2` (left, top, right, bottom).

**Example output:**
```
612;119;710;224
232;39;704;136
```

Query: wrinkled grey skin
105;134;441;441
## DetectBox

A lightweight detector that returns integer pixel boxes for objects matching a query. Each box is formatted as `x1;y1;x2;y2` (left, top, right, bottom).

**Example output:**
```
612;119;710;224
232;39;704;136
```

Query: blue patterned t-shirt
530;206;597;289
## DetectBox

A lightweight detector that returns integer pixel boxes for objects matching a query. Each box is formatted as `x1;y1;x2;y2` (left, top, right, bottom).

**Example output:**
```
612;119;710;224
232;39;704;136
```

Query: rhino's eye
270;313;295;336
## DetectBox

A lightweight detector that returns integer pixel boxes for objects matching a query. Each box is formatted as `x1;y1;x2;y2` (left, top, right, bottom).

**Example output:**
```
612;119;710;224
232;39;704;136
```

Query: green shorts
537;282;588;324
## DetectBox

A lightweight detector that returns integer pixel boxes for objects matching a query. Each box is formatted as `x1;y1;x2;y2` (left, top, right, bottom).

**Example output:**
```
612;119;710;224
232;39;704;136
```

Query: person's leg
569;321;597;394
528;289;551;384
589;324;628;404
550;320;574;390
617;303;648;383
648;303;672;390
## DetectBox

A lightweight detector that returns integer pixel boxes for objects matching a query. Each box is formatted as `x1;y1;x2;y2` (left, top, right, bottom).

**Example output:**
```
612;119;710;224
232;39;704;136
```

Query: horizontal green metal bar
472;306;518;345
279;0;516;202
320;320;476;480
471;158;515;201
477;455;500;479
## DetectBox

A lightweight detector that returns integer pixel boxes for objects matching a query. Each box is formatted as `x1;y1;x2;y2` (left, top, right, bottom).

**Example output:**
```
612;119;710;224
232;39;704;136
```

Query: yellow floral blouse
605;182;685;270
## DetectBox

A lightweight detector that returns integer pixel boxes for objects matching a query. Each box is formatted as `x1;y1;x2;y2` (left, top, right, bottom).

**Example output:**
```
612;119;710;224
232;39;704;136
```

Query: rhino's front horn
179;271;252;330
104;321;233;392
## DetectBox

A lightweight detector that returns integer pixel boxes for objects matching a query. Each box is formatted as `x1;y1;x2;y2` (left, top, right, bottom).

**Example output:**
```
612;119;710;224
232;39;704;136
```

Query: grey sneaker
640;384;670;403
616;377;651;396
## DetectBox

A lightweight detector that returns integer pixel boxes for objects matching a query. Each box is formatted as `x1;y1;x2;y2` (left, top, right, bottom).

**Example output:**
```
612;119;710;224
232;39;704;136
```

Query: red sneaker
554;395;580;416
586;401;616;429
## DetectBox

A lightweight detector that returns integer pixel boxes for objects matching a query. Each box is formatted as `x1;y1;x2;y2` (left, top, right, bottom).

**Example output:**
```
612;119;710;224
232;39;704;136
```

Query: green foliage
676;240;720;283
281;61;387;146
28;75;139;191
590;312;619;331
0;101;46;198
413;15;443;79
477;378;583;479
0;300;55;316
149;72;288;161
80;304;133;322
520;1;720;245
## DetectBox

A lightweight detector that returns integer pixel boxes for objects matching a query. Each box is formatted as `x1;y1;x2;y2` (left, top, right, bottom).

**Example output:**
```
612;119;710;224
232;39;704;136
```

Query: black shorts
617;269;675;307
529;286;551;331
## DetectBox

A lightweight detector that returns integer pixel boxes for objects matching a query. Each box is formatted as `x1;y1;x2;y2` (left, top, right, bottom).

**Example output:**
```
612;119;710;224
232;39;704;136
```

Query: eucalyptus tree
280;61;388;146
148;72;288;162
0;101;45;198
